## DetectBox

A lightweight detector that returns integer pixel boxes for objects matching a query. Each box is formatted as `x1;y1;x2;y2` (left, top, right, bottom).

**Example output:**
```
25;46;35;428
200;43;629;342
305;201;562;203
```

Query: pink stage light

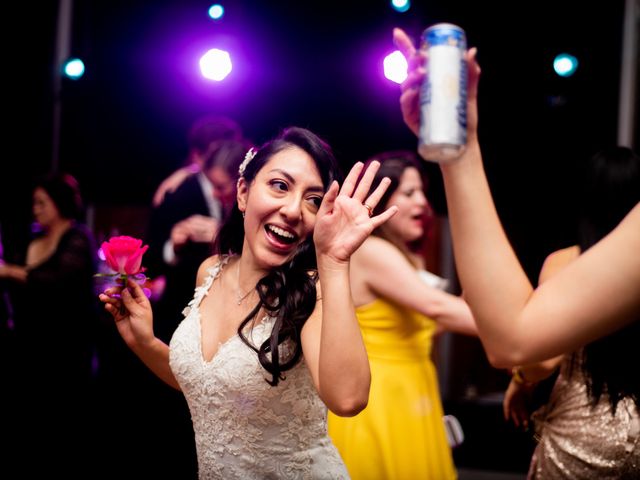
199;48;233;81
383;50;407;84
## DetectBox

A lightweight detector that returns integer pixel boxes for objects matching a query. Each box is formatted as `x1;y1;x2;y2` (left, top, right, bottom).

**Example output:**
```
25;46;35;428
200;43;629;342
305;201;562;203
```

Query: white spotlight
199;48;233;81
384;50;408;84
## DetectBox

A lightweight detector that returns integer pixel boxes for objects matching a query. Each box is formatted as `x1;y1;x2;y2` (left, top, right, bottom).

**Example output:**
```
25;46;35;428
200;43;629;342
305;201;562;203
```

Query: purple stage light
383;50;407;84
199;48;233;81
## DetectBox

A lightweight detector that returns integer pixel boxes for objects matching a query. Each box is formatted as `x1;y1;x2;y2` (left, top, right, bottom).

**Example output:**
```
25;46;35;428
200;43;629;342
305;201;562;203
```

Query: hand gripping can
418;23;467;163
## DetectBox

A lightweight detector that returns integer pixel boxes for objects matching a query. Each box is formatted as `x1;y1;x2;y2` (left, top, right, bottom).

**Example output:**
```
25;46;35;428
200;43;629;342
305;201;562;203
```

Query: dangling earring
242;211;245;219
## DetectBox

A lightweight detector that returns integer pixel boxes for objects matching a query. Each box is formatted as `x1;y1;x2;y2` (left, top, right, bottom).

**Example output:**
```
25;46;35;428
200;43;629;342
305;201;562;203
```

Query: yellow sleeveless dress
328;298;457;480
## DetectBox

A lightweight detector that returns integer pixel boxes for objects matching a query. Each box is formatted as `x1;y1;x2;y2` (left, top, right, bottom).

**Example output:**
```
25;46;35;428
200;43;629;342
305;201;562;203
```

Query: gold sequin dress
529;354;640;479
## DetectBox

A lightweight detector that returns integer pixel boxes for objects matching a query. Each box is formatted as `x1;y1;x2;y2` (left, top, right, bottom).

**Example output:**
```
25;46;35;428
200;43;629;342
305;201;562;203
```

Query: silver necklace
235;261;253;305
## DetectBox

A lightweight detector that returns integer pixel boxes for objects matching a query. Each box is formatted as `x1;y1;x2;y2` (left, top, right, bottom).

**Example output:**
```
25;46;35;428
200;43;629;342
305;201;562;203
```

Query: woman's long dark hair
213;126;342;386
572;146;640;412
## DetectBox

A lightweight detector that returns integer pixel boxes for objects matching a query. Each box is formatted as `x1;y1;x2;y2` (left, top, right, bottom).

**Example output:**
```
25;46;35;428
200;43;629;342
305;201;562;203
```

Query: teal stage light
553;53;578;77
208;4;224;20
390;0;411;13
63;58;85;80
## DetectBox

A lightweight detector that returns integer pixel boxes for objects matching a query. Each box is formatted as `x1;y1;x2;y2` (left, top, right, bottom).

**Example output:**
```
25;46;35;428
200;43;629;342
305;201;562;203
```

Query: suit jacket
145;174;220;342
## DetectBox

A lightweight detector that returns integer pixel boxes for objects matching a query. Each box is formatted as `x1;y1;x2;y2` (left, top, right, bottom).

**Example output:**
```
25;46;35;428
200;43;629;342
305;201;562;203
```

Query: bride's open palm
313;160;397;263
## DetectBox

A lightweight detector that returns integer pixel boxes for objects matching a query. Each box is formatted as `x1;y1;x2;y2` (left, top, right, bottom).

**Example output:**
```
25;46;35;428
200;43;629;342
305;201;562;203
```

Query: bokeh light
383;50;408;84
208;4;224;20
63;58;85;80
553;53;578;77
199;48;233;81
390;0;411;13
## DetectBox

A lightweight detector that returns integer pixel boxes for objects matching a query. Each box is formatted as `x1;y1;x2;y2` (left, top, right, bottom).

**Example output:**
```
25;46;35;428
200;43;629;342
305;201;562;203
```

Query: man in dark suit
152;114;244;207
145;137;251;341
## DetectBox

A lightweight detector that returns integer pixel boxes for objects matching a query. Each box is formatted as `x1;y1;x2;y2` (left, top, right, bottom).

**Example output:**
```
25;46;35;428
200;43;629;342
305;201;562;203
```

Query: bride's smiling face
237;145;325;269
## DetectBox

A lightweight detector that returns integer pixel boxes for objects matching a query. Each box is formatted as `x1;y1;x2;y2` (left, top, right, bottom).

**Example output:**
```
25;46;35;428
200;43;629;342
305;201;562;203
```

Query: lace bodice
169;256;349;479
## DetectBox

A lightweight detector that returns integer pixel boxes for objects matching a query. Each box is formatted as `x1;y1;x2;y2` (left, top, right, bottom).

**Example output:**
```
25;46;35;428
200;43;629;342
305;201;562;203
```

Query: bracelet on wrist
511;366;528;385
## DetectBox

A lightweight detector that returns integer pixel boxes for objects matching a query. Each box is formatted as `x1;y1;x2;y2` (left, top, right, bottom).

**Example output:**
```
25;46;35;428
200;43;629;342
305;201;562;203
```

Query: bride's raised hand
313;160;397;263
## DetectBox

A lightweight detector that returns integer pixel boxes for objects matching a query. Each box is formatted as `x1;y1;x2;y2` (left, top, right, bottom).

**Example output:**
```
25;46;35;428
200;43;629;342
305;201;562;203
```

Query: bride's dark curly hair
213;126;342;386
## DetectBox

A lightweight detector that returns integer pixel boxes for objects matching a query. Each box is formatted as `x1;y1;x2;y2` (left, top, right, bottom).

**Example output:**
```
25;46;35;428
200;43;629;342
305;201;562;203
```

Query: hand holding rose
97;236;156;348
96;235;151;295
99;278;156;349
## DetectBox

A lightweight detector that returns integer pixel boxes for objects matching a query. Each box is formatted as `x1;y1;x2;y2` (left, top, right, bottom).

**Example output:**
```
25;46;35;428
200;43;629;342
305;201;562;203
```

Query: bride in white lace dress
100;127;398;479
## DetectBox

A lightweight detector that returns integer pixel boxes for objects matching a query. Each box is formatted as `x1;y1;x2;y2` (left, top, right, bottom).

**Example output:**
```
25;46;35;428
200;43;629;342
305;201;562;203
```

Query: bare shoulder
196;254;222;283
27;236;47;252
353;236;403;269
539;246;580;284
26;237;43;256
544;246;580;266
350;236;415;302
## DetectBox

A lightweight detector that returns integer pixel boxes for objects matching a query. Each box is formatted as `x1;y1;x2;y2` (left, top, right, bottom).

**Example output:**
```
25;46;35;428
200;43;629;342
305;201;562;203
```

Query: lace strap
182;255;232;317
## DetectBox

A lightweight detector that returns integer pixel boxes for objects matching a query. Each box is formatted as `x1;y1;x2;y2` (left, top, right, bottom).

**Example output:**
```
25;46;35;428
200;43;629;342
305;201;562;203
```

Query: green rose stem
117;274;127;315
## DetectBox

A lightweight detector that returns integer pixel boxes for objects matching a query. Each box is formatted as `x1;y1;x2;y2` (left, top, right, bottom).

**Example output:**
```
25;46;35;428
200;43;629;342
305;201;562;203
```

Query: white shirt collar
197;171;222;219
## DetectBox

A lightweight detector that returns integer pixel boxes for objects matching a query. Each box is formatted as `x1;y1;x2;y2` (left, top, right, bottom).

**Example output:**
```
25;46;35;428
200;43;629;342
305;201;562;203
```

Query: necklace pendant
235;261;253;306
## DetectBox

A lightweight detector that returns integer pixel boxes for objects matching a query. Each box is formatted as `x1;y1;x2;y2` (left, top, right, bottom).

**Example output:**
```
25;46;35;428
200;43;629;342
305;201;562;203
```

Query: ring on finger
363;203;373;217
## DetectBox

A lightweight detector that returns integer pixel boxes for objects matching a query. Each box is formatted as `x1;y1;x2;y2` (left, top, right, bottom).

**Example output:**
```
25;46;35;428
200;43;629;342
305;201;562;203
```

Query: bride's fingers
352;161;381;203
370;204;398;229
338;162;364;198
362;177;392;214
100;296;122;317
317;180;339;217
101;286;122;296
99;292;119;305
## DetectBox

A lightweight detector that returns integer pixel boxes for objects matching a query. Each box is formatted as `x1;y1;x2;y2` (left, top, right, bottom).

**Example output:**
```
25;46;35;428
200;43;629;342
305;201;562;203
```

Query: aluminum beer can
418;23;467;163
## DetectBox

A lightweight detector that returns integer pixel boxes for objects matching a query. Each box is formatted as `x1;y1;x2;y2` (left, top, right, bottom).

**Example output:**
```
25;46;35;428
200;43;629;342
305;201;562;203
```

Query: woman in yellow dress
328;151;477;479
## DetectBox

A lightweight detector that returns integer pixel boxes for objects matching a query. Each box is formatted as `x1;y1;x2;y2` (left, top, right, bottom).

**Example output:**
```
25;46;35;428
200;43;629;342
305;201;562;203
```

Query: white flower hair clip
238;147;257;177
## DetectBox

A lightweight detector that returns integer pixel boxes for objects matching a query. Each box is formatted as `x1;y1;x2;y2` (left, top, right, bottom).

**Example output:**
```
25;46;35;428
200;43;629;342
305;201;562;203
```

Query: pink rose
100;236;149;275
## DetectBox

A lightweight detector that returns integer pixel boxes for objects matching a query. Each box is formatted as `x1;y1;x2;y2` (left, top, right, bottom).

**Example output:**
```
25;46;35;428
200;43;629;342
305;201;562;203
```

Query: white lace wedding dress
169;257;350;479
